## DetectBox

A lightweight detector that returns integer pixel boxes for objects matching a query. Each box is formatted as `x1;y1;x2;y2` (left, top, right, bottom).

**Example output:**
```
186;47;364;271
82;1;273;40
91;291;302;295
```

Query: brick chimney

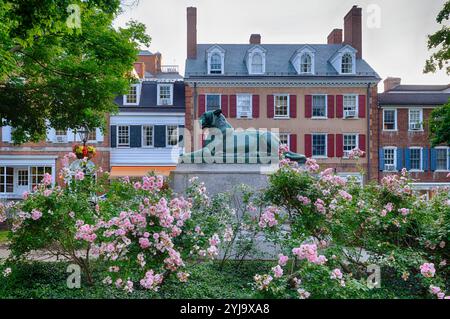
327;29;342;44
249;34;261;45
343;5;362;58
133;62;145;79
154;52;162;74
187;7;197;59
384;77;401;92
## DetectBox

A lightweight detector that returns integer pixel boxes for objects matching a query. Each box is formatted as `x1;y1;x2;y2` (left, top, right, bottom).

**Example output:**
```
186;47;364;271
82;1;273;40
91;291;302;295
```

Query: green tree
425;0;450;146
0;0;150;143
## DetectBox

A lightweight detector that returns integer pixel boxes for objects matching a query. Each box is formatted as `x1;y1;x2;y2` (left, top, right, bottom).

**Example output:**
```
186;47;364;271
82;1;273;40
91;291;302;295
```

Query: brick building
184;6;380;183
378;78;450;192
0;126;108;200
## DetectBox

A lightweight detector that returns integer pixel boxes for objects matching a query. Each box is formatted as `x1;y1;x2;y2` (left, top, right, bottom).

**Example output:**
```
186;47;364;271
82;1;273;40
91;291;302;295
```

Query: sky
114;0;449;90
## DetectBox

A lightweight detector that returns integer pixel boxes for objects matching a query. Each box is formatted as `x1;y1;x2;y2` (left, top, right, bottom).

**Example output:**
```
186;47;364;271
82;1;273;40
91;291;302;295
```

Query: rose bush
255;155;450;299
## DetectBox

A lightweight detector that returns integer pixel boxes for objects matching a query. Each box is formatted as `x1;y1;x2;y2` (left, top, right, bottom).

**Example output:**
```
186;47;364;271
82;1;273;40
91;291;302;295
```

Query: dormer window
210;53;222;74
300;53;312;73
291;45;316;75
123;83;141;105
341;53;353;74
251;53;264;74
157;84;173;106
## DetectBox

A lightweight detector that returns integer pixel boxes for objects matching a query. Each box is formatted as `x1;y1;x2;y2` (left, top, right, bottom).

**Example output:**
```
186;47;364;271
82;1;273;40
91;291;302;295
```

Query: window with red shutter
290;95;297;118
358;95;366;118
229;95;237;118
358;134;366;156
335;134;343;157
198;94;206;116
289;134;297;152
252;95;260;118
305;95;312;118
267;95;274;118
327;95;335;118
336;95;343;118
327;134;335;157
304;134;312;158
221;95;229;117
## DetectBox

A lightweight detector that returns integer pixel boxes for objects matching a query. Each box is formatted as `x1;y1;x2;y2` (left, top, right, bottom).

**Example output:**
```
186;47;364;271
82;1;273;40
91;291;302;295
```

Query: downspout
366;83;371;182
193;82;198;152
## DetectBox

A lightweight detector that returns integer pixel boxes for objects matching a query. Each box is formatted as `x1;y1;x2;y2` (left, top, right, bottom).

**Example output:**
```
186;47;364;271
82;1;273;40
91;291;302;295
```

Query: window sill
312;156;328;159
435;170;450;173
123;103;139;106
408;130;424;132
343;117;360;120
237;117;253;120
409;170;424;173
383;129;398;132
383;170;398;173
311;117;328;120
274;117;290;120
117;146;131;149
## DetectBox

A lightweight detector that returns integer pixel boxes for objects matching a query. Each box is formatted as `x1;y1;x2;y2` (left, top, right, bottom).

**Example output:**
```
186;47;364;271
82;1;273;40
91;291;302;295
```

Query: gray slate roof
387;84;450;92
185;44;380;79
378;92;450;106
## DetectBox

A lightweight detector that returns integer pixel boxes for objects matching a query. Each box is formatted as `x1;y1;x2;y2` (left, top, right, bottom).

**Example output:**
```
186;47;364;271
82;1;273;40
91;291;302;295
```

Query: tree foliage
0;0;150;143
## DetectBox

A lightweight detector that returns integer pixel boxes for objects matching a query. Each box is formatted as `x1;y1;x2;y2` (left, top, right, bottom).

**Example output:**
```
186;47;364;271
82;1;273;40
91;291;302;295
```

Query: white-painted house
109;51;185;177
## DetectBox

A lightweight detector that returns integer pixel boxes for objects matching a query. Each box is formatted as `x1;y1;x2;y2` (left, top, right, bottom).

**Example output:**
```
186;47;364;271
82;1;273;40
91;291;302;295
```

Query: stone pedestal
170;163;278;195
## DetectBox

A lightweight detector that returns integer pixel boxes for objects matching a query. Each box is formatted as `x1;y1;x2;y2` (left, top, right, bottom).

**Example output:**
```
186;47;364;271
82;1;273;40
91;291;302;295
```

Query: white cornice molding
185;78;379;87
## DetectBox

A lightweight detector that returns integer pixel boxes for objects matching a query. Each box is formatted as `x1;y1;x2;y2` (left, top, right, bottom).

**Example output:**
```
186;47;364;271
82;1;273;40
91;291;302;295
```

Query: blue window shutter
154;125;166;148
130;125;142;148
405;148;411;170
422;148;429;171
396;148;403;171
430;148;437;171
379;148;384;171
110;125;117;148
448;149;450;171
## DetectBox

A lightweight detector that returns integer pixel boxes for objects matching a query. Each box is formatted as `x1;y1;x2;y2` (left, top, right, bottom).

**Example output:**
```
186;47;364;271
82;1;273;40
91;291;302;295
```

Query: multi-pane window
409;109;423;131
210;54;222;74
341;53;353;74
274;95;289;118
87;130;96;141
343;95;357;118
54;130;67;143
279;133;289;147
300;53;312;73
125;85;138;104
18;169;29;186
383;109;397;130
312;134;327;157
343;134;358;157
0;167;14;193
142;125;154;147
206;94;221;112
158;84;173;105
312;95;326;118
31;167;52;189
237;95;252;118
383;148;396;171
436;148;448;171
117;126;129;147
251;53;263;74
166;125;179;147
410;148;422;171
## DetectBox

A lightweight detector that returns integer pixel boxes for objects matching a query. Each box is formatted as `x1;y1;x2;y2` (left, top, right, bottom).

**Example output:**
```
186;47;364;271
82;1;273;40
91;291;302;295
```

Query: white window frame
383;147;397;172
236;94;253;119
279;133;290;149
343;133;359;158
408;108;423;131
207;47;225;75
54;129;68;143
343;94;359;119
123;83;141;106
383;109;397;131
206;94;221;112
250;52;265;75
337;172;363;186
157;84;174;106
166;125;179;148
435;146;449;172
142;125;154;148
311;94;328;119
409;147;423;172
0;167;14;194
274;94;290;119
341;53;354;74
299;53;313;74
117;125;130;148
312;133;328;159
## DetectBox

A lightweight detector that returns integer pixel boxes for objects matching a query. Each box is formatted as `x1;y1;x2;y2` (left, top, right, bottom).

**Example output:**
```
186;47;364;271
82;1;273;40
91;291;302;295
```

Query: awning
110;166;176;177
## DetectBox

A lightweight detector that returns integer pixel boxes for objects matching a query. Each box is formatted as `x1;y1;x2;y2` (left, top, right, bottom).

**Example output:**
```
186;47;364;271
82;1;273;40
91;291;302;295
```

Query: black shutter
154;125;166;148
110;125;117;148
130;125;142;148
178;125;184;144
